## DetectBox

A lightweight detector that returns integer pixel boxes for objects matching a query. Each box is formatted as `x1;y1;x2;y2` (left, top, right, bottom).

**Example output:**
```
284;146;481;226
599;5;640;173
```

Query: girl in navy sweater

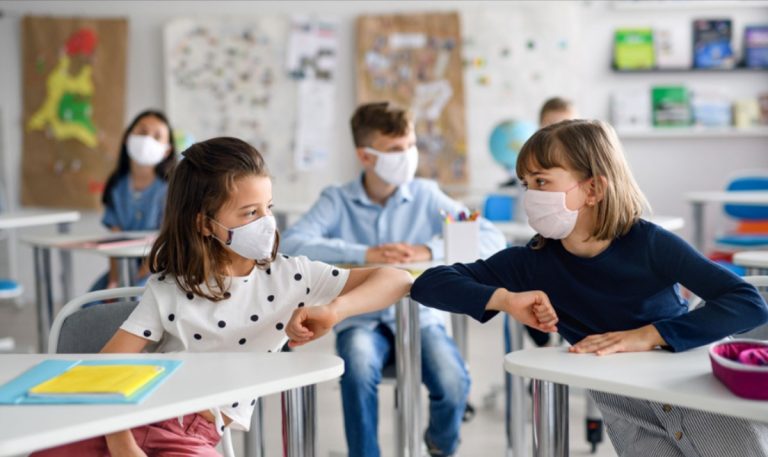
411;119;768;457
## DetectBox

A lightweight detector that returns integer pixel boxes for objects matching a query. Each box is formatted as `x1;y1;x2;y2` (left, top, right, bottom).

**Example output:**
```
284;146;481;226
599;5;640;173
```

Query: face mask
523;183;583;240
365;146;419;186
210;215;277;261
126;134;168;166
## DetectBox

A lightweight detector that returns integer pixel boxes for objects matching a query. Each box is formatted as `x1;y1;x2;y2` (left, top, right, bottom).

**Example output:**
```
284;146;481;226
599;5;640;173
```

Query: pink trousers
30;413;221;457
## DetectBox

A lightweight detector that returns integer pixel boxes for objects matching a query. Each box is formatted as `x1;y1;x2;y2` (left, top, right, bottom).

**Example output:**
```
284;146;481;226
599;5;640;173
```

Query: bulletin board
22;16;127;209
355;12;467;185
165;18;295;174
461;5;581;183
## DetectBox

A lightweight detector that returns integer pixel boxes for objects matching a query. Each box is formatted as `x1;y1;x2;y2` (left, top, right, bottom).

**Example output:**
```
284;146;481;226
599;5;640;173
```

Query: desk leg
450;313;469;360
282;385;316;457
692;202;704;252
396;296;422;457
532;379;569;457
33;246;53;352
117;257;132;287
505;319;527;457
245;398;265;457
57;222;73;303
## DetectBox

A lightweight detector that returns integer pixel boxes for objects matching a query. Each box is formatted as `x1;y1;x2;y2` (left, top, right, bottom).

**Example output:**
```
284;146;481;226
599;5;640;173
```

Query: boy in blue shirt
282;102;506;457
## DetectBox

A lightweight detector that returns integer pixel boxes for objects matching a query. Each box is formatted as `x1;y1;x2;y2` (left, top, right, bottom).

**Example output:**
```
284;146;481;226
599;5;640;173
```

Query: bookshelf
617;126;768;139
612;66;768;73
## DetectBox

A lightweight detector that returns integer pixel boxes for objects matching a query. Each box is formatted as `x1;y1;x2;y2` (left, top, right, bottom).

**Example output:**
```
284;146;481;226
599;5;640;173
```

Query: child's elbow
390;267;414;294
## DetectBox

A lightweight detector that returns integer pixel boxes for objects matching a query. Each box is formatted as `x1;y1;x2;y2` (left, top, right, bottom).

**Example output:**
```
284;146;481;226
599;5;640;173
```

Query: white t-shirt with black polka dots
120;254;349;431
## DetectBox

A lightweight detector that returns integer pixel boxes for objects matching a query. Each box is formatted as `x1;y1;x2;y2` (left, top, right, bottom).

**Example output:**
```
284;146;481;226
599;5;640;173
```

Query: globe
488;120;538;172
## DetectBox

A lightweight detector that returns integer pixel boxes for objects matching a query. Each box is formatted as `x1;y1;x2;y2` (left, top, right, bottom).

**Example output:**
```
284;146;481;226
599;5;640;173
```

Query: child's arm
569;325;666;356
409;248;558;331
100;328;152;455
286;266;413;347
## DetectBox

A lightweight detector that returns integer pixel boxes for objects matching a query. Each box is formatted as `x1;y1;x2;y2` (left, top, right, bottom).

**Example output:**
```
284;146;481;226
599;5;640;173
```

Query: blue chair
716;175;768;248
483;194;516;222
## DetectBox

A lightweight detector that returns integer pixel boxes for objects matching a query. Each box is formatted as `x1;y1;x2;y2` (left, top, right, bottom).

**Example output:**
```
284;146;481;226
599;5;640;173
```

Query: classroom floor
0;299;618;457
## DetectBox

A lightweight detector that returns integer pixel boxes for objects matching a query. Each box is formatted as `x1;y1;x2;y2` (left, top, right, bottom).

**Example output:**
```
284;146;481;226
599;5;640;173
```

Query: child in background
410;120;768;457
91;110;177;291
539;96;577;128
282;102;506;457
33;137;414;456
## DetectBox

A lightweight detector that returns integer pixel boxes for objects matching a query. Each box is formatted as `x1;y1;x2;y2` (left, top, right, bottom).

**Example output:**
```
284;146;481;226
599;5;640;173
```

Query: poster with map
356;12;467;186
22;16;127;209
164;18;296;175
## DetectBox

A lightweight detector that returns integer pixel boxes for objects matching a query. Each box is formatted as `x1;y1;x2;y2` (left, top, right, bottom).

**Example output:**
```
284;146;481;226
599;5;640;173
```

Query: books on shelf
655;25;692;69
693;19;735;69
614;28;655;70
691;88;732;127
652;86;692;127
611;92;652;129
745;26;768;69
0;359;182;405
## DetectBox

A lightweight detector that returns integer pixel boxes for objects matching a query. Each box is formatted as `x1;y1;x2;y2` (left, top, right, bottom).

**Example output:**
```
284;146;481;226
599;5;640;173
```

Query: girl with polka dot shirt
32;137;413;457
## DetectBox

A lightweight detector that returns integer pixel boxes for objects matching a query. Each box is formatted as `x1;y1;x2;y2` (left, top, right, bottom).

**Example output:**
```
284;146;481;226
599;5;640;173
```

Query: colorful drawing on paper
164;18;295;174
22;16;127;209
356;12;467;185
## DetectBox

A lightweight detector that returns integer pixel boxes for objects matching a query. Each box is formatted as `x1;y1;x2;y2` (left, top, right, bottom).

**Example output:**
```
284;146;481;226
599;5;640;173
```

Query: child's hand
501;290;559;333
286;304;340;348
570;324;666;356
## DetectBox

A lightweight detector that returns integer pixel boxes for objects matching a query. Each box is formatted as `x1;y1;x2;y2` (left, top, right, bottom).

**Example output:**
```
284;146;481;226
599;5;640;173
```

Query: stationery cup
444;221;480;264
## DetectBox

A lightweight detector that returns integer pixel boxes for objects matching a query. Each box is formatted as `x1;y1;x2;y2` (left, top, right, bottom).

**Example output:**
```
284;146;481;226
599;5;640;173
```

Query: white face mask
211;215;277;261
365;146;419;186
523;184;583;240
126;134;168;167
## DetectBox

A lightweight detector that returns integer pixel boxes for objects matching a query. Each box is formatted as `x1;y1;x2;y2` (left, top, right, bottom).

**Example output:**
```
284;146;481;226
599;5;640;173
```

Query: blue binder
0;359;182;405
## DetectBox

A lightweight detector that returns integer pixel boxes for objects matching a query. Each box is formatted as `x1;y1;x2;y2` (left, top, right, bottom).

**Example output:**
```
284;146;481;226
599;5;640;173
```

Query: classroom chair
710;173;768;274
483;194;516;222
47;287;239;457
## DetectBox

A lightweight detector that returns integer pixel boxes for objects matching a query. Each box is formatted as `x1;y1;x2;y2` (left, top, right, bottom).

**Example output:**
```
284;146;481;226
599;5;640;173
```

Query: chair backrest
48;286;238;457
724;175;768;220
48;287;144;354
483;194;516;222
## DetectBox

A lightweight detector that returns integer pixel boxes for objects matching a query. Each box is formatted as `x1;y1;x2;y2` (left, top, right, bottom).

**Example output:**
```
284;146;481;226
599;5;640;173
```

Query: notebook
0;359;182;405
28;364;164;401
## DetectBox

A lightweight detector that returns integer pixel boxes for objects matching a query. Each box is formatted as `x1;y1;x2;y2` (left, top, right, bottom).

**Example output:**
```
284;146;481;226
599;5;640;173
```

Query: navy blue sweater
411;220;768;352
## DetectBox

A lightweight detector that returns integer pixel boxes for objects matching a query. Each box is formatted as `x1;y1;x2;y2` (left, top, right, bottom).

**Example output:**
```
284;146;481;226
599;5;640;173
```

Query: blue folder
0;359;182;405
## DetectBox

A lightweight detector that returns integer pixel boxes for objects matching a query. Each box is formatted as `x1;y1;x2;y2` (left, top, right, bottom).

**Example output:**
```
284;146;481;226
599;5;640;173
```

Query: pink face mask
523;183;583;240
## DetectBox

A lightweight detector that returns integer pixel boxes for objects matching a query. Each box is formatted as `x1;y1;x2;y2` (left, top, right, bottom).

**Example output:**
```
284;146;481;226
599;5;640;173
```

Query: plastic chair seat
0;279;22;299
716;235;768;247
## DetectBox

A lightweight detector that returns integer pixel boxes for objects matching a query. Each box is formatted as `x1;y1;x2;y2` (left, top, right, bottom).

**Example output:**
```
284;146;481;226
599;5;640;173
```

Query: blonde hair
539;97;574;124
516;119;650;244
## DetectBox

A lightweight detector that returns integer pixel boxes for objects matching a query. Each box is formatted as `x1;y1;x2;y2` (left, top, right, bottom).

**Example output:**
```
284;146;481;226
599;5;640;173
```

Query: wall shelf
617;126;768;139
611;65;768;73
610;1;768;11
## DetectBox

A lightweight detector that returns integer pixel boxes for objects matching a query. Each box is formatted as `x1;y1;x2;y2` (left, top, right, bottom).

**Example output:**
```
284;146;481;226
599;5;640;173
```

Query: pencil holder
443;221;479;264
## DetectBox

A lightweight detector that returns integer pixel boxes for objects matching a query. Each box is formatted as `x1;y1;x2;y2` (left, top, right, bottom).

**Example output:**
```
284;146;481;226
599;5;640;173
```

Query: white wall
1;0;767;303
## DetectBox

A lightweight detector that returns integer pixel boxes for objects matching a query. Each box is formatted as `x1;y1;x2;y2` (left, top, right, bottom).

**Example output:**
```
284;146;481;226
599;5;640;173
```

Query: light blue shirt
281;175;506;333
102;175;168;231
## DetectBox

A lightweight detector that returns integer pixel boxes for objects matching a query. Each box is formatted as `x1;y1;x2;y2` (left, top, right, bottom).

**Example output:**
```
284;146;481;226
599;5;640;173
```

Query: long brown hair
516;119;650;247
149;137;279;301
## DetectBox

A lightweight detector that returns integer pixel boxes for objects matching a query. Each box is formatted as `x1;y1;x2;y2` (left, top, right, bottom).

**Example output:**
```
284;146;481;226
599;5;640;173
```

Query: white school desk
0;352;343;457
0;210;81;351
504;346;768;457
494;215;685;244
733;250;768;274
685;191;768;252
21;231;155;351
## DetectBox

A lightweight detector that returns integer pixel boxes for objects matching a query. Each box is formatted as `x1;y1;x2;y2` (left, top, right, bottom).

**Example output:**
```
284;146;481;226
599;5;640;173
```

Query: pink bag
709;339;768;400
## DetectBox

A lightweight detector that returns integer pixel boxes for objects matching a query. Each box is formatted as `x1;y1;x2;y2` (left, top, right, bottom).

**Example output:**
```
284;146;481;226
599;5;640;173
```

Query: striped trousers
590;391;768;457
